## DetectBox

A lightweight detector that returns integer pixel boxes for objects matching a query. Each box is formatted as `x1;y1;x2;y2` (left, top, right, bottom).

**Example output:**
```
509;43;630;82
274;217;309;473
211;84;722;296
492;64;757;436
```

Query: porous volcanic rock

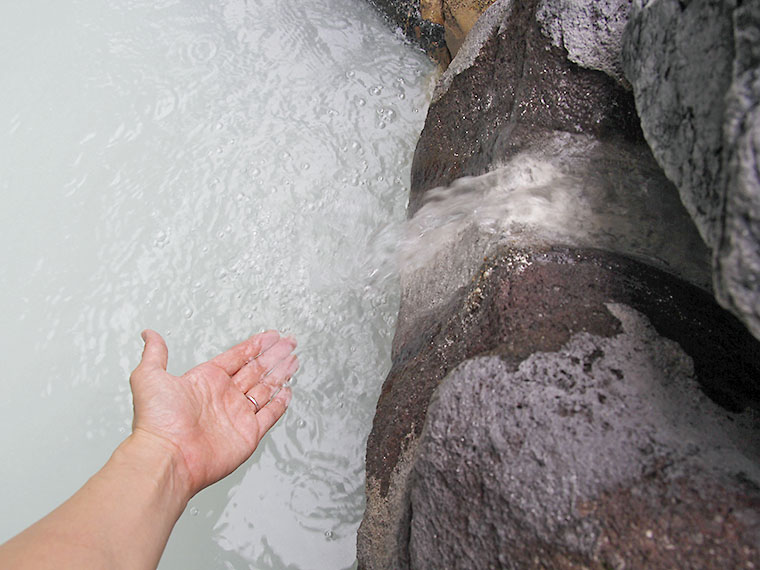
359;0;760;567
409;0;640;214
359;247;760;568
412;333;760;569
622;0;760;340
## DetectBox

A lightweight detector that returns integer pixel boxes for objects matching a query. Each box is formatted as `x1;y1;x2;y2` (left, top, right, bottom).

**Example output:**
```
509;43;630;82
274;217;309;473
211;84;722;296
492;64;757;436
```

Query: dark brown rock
358;0;760;567
409;0;640;215
410;333;760;569
366;0;451;64
358;248;760;568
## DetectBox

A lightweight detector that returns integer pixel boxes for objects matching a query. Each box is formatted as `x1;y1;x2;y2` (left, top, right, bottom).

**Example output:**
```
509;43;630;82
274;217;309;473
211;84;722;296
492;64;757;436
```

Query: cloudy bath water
0;1;435;568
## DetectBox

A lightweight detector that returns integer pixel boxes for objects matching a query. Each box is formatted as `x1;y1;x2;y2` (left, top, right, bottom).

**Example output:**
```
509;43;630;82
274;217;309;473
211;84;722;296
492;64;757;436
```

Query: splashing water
401;133;711;320
0;1;435;568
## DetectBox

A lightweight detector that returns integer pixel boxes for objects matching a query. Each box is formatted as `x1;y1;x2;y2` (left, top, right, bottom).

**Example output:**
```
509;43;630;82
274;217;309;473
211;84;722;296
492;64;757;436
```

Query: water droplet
346;70;355;78
357;97;366;106
369;85;382;96
190;507;199;516
324;530;333;539
184;308;193;319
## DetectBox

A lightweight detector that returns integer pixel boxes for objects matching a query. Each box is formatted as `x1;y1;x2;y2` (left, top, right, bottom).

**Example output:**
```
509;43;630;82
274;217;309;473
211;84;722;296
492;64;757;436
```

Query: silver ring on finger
246;394;260;413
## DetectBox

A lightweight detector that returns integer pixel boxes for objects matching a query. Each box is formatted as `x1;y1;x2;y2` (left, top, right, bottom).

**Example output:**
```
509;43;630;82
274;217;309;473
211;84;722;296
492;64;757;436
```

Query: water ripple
0;0;435;568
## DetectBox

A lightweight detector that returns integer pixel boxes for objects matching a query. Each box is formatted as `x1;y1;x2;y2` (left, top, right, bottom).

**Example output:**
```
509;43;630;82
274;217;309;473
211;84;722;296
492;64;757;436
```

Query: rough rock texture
366;0;451;63
622;0;760;340
438;0;498;57
368;0;499;63
410;0;640;214
359;247;760;568
359;0;760;567
411;333;760;568
536;0;632;87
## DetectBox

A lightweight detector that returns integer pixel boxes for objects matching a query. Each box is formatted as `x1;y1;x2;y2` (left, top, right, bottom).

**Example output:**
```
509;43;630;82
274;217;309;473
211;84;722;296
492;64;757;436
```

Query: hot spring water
0;1;435;568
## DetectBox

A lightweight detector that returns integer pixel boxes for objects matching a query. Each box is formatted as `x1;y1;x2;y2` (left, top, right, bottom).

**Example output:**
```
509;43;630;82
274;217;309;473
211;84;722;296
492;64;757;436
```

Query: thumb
137;329;168;372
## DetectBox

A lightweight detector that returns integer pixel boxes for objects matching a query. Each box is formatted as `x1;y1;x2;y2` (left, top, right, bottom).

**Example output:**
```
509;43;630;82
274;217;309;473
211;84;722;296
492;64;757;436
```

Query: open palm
129;329;298;496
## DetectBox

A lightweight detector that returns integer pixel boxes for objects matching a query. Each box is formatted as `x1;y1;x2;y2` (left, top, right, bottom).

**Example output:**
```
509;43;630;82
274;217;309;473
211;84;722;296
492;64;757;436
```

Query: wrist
108;429;195;508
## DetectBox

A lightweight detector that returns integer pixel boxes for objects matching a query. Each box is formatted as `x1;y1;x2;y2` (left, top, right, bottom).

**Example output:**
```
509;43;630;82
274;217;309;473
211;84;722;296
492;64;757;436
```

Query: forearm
0;432;191;570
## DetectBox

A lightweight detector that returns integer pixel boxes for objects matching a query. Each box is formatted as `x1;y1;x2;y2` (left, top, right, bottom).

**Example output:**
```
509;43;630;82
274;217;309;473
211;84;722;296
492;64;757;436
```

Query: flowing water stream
0;1;436;568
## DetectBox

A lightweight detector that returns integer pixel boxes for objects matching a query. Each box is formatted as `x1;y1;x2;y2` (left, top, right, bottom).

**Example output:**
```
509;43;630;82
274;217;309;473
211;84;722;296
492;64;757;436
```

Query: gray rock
623;0;760;339
715;0;760;340
622;0;733;248
536;0;632;87
410;307;760;568
359;0;760;567
358;247;760;569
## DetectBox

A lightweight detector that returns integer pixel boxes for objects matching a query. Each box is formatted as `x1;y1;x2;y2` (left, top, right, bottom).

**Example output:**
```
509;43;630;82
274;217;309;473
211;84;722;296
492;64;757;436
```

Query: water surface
0;1;435;568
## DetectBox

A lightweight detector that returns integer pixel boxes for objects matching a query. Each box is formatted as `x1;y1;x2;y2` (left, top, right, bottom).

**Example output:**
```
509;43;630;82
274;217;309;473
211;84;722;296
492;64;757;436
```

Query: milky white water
0;1;435;568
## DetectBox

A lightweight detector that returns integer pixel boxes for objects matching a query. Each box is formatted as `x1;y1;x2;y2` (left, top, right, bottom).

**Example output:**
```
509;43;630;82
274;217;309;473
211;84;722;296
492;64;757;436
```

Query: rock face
409;0;640;214
366;0;450;63
359;0;760;567
367;0;498;63
360;246;760;568
622;0;760;340
412;308;760;569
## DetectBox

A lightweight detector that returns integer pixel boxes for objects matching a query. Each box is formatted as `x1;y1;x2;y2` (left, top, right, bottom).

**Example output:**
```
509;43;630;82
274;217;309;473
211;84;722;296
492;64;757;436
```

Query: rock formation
622;0;760;342
360;0;760;567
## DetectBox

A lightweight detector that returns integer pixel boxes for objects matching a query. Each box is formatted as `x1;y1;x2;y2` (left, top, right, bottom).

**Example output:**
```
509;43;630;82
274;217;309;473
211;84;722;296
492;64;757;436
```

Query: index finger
210;330;281;376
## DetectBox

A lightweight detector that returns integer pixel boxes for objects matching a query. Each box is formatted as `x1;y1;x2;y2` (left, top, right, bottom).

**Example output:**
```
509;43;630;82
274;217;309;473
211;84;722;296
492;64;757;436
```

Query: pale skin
0;328;298;570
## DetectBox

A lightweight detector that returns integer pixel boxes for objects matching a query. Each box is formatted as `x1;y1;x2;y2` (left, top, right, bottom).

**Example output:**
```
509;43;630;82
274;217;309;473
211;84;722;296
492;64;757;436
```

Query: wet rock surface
367;0;499;63
366;0;450;63
359;0;760;567
409;0;640;214
412;339;760;569
358;248;760;568
622;0;760;340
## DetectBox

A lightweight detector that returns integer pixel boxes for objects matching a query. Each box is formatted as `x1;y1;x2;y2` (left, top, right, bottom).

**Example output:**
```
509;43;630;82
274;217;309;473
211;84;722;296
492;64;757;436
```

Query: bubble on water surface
0;0;436;568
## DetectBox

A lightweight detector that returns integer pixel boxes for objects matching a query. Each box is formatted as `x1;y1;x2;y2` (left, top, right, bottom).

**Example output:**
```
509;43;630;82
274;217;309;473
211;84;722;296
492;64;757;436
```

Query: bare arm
0;329;298;569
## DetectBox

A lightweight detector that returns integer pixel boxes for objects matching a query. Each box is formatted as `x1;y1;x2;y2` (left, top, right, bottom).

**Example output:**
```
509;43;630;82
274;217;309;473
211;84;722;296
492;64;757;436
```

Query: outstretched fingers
254;386;293;436
210;330;281;376
234;335;297;393
244;353;298;410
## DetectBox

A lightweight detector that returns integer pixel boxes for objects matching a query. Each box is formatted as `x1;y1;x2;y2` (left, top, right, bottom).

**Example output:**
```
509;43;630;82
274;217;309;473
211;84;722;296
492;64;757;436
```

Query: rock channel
360;0;760;568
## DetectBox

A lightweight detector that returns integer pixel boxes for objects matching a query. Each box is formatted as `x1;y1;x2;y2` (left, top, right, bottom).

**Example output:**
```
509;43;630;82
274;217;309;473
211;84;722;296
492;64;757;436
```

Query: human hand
128;329;298;498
